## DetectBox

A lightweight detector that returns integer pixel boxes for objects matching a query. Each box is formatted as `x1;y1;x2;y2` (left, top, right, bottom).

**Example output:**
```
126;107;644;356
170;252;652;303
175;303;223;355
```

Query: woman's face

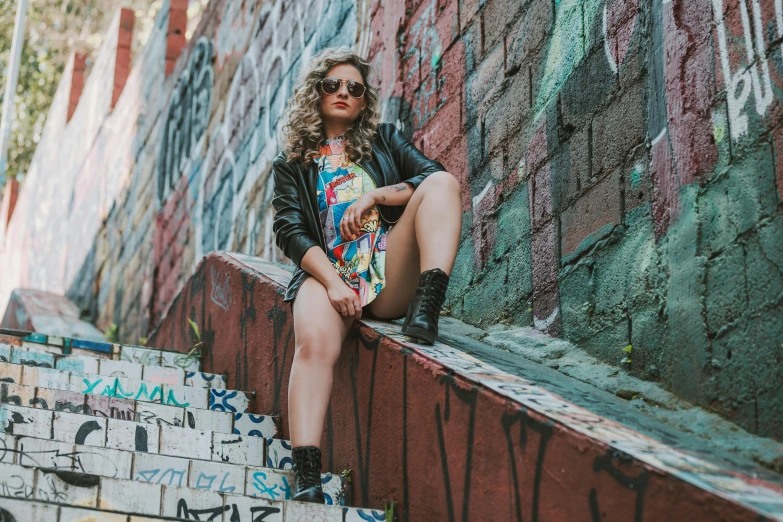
319;63;367;127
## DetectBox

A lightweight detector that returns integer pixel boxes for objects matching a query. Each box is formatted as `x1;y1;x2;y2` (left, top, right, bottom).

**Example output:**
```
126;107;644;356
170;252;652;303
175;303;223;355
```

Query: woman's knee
420;171;461;194
294;329;342;364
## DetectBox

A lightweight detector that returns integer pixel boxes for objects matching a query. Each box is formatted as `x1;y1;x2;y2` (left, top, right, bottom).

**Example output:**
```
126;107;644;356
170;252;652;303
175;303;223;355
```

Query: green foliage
187;317;201;341
385;501;394;522
0;0;165;187
104;322;118;342
621;344;632;365
183;317;203;364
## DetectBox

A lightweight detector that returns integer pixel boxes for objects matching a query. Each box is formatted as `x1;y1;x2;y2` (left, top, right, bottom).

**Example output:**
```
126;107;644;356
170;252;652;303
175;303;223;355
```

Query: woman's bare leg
369;171;462;319
289;276;354;447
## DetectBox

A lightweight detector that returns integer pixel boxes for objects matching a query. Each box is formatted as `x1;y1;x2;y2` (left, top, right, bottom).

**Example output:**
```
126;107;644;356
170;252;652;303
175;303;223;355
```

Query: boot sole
292;490;325;504
402;325;437;345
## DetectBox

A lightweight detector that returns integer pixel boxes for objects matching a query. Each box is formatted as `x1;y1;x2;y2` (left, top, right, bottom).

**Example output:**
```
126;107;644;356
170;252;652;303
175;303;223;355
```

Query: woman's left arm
338;174;447;239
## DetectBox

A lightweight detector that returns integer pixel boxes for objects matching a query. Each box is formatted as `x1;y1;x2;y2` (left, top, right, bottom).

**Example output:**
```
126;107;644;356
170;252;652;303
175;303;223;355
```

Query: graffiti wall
0;0;782;440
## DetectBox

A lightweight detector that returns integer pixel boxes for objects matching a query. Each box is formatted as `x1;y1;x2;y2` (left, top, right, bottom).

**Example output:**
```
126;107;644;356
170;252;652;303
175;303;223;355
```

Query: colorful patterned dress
315;134;388;306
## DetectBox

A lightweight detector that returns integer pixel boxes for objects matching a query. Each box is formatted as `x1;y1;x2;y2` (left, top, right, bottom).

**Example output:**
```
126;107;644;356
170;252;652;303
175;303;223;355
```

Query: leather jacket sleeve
271;151;320;267
381;122;447;189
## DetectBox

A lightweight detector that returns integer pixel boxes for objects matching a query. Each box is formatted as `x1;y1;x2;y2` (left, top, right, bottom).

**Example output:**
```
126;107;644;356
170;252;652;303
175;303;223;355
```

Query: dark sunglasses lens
321;78;340;94
347;81;365;97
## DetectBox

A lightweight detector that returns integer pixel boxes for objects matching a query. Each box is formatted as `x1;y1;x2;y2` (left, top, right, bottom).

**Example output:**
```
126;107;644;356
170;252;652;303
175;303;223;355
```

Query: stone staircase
0;330;385;521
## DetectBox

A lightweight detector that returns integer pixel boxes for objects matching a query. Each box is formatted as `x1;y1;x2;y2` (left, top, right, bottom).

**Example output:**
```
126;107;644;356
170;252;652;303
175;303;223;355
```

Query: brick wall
1;0;782;439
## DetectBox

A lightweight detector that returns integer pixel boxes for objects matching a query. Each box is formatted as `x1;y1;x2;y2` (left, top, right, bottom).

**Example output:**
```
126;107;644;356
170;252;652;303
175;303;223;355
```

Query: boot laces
420;272;447;318
298;450;321;488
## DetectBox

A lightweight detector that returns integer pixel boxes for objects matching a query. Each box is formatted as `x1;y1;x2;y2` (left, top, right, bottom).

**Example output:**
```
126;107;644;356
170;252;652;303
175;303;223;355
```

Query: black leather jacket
272;122;446;304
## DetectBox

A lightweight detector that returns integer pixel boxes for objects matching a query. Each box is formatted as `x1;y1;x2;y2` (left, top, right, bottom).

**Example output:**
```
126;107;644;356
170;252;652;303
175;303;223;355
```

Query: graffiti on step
136;466;188;487
175;498;281;521
192;470;236;492
81;377;191;407
0;437;123;478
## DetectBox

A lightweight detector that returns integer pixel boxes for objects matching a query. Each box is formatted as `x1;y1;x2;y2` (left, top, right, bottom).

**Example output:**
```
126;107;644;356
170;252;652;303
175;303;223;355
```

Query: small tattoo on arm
382;183;409;192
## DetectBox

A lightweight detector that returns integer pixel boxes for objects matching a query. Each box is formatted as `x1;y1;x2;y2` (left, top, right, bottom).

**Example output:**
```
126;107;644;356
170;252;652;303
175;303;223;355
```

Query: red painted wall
148;252;769;521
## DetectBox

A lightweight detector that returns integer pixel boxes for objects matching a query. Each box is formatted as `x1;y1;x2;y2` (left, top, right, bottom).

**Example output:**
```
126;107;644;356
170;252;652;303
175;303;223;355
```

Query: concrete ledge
147;251;783;521
0;289;105;342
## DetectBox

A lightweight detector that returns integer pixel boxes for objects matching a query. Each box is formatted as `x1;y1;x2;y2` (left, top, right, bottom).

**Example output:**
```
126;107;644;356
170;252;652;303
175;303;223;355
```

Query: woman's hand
326;279;362;320
340;194;376;241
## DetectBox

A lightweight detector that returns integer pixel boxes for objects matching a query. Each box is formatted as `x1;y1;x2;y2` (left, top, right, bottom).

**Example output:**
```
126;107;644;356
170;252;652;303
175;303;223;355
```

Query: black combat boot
292;446;325;503
401;268;450;345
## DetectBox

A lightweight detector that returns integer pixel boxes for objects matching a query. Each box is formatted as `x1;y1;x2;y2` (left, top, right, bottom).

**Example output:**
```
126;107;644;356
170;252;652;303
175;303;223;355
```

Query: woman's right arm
271;155;363;319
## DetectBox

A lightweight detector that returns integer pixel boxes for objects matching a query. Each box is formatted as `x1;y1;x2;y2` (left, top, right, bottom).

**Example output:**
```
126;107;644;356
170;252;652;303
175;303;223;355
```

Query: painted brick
186;371;227;389
209;388;251;413
189;458;244;493
344;507;387;522
160;484;223;518
22;366;70;389
1;404;52;437
74;444;133;479
0;497;59;520
0;461;35;498
120;345;162;366
223;494;283;521
99;359;143;380
159;349;200;372
53;411;106;447
99;476;162;516
233;413;278;438
14;436;75;470
285;501;342;521
60;507;127;522
265;439;293;470
1;382;35;408
159;425;211;459
44;388;88;414
134;451;189;487
106;418;160;453
212;432;264;466
0;362;21;383
142;364;184;385
135;401;185;427
35;468;99;507
57;356;100;374
11;349;55;367
165;383;208;409
186;408;232;433
246;467;293;502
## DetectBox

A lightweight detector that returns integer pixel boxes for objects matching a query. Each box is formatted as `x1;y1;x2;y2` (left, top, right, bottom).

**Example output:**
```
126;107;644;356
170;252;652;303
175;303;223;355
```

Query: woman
272;46;461;503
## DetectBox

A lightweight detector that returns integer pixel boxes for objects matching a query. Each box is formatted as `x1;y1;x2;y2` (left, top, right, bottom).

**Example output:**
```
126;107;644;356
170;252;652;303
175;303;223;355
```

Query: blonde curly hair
280;46;381;166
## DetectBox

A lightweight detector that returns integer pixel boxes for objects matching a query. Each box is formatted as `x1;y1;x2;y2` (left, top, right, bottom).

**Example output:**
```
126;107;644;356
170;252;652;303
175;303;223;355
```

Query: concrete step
0;404;298;470
0;498;180;522
0;331;202;372
0;462;383;520
0;435;346;505
0;362;253;412
1;381;279;437
1;335;224;388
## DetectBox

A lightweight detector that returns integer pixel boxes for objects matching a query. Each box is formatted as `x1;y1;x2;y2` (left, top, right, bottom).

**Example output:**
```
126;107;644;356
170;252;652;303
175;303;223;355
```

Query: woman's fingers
353;211;362;237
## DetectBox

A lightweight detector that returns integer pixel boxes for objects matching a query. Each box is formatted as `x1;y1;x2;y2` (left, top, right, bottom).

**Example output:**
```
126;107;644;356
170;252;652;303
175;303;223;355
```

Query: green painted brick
559;260;594;343
592;213;657;316
699;146;779;257
745;231;783;313
705;244;748;334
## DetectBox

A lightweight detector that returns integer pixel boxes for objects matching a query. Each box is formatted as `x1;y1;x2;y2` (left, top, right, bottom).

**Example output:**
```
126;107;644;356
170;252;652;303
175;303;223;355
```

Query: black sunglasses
318;77;366;98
